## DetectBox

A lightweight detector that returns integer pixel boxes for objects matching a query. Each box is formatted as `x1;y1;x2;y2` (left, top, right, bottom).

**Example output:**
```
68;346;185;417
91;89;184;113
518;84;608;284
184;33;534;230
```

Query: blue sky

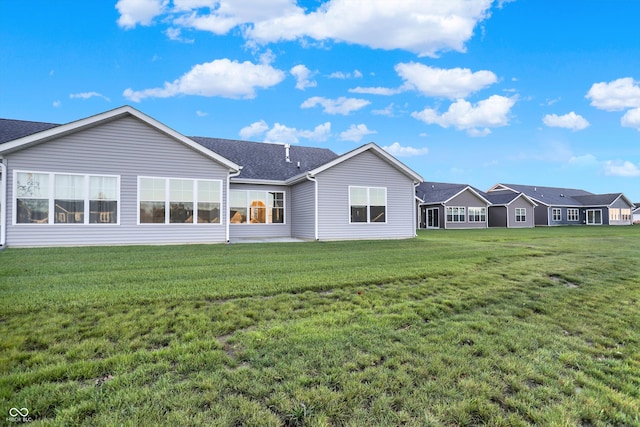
2;0;639;200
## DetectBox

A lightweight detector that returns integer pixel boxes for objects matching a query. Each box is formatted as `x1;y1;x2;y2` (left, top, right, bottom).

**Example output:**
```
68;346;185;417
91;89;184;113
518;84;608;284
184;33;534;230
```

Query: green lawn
1;227;639;426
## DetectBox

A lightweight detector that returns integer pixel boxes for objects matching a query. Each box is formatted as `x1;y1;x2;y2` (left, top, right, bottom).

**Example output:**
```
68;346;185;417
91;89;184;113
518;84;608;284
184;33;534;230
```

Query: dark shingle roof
190;136;339;181
497;183;593;206
482;190;522;205
416;181;489;204
572;193;624;206
0;118;59;144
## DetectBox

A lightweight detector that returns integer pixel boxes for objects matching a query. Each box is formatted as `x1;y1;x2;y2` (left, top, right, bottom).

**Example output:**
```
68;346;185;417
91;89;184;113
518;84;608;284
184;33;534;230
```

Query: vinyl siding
228;183;291;239
5;116;230;247
314;151;416;240
443;190;488;229
608;197;634;225
291;179;316;239
507;198;535;228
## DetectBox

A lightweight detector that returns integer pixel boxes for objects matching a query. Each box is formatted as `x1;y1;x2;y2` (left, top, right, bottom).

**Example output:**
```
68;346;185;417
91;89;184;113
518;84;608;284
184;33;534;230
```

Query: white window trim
586;209;603;225
467;207;486;223
552;208;562;222
515;208;526;222
446;206;466;223
348;186;387;224
228;189;287;225
137;176;223;225
567;208;580;222
13;170;120;226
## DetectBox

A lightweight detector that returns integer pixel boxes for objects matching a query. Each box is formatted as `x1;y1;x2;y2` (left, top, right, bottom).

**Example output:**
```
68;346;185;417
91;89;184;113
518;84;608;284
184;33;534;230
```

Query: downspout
442;203;447;230
0;160;6;246
506;206;509;228
226;168;242;243
413;181;420;236
305;174;319;240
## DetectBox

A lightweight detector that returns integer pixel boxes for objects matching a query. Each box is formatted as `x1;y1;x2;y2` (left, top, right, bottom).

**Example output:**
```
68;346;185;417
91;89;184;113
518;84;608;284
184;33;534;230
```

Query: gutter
226;168;242;243
0;160;5;246
305;173;319;240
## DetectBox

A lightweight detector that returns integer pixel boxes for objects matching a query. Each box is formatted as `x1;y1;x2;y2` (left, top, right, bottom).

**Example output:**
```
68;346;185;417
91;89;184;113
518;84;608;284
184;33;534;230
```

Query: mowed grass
1;227;639;426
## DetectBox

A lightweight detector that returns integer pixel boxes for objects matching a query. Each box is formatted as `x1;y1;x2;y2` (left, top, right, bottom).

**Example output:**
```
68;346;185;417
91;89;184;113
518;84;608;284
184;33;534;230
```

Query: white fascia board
231;178;288;186
0;105;241;172
307;142;424;183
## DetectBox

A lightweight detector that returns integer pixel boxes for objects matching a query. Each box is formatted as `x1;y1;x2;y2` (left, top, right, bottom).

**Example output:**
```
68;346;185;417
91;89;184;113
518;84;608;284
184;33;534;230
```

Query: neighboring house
633;204;640;224
482;190;537;228
487;184;634;226
416;182;490;229
0;106;423;247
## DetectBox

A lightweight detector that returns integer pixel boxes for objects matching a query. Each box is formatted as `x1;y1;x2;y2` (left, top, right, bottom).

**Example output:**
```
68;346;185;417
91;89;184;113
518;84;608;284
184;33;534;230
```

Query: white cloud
603;160;640;177
196;110;208;117
349;86;406;96
116;0;167;29
372;103;395;116
244;0;495;57
542;112;590;131
395;63;497;99
239;120;269;139
52;100;61;108
411;95;516;136
290;64;316;90
69;92;111;102
165;27;194;43
328;70;363;79
123;58;285;101
569;154;598;167
301;96;370;115
339;124;376;142
263;121;331;144
586;77;640;111
382;142;429;157
621;107;640;131
122;0;495;57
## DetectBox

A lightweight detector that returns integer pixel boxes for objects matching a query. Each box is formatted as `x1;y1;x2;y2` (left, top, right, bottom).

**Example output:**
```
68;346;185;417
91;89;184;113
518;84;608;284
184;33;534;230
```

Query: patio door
427;208;439;229
587;209;602;225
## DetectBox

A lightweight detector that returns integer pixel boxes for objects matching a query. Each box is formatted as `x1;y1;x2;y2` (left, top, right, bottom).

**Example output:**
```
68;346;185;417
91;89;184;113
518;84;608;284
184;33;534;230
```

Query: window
468;207;486;222
621;209;631;221
349;186;386;223
515;208;526;222
139;177;221;224
16;172;49;223
230;190;286;224
15;171;118;225
567;208;579;222
587;209;602;225
446;207;465;223
552;208;562;222
609;208;620;222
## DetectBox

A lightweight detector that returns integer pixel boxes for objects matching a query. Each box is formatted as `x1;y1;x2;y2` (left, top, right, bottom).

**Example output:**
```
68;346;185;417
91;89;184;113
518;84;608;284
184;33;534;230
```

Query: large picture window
349;186;386;223
468;207;486;222
230;190;285;224
139;177;221;225
15;171;118;225
446;207;465;223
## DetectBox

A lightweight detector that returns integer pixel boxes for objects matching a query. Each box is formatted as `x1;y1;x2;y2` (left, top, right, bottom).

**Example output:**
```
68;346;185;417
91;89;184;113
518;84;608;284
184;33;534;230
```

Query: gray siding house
0;106;423;247
487;184;634;226
483;190;537;228
416;182;490;229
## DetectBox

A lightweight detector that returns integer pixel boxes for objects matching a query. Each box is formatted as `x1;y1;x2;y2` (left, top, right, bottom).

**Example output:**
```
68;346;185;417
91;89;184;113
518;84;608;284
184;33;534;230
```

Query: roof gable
490;183;592;206
303;142;423;183
0;106;241;171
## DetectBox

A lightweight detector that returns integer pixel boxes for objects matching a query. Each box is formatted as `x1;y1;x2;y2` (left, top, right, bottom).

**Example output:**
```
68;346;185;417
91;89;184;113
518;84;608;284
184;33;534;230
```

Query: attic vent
560;194;564;197
284;144;291;162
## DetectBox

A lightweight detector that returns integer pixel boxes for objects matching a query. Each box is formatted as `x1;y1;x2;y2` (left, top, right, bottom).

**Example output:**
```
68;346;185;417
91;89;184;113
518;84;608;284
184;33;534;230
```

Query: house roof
481;190;537;207
416;181;489;205
489;183;593;206
191;136;339;182
572;193;629;206
0;119;59;144
0;106;241;171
